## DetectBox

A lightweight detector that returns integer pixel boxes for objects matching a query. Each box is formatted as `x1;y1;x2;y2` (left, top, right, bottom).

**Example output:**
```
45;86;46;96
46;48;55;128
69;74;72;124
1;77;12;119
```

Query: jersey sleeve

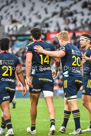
86;49;91;57
16;57;21;67
59;46;67;54
50;44;55;51
26;44;34;54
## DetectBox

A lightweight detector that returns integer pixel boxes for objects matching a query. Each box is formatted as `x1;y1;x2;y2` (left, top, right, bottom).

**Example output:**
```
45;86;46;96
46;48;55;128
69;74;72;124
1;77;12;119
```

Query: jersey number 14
40;54;49;64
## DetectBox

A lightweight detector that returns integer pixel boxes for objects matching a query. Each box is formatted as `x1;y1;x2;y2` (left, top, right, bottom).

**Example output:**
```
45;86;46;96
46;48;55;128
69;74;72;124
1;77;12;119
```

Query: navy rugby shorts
0;88;15;104
29;72;54;93
82;77;91;95
63;76;82;99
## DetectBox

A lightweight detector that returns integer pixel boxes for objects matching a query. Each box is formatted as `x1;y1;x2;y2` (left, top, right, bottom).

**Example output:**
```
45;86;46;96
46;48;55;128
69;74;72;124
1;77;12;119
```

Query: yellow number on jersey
40;54;49;64
44;55;49;64
72;56;81;66
2;66;12;76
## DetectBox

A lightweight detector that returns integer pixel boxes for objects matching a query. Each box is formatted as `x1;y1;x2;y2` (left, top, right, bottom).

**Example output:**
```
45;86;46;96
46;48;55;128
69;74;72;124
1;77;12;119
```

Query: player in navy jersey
80;34;91;132
34;31;83;135
0;38;27;136
25;27;59;135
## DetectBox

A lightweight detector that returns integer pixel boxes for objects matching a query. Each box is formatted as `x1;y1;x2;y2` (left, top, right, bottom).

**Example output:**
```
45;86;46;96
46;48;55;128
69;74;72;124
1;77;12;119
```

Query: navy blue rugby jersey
0;52;21;90
59;43;82;77
26;40;55;74
83;46;91;77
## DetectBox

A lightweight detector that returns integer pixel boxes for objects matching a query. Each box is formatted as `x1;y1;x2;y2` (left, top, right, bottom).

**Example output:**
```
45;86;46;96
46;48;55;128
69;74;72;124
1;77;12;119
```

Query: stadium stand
0;0;91;34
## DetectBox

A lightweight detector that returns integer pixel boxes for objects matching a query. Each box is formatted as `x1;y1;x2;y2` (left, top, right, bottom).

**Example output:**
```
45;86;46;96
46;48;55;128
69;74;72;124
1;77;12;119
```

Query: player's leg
59;98;71;133
82;94;91;132
27;75;42;134
43;74;55;135
64;77;82;135
82;78;91;132
30;93;40;125
44;91;55;125
68;99;82;135
43;91;55;135
12;101;16;109
0;112;6;135
27;93;40;134
0;101;14;136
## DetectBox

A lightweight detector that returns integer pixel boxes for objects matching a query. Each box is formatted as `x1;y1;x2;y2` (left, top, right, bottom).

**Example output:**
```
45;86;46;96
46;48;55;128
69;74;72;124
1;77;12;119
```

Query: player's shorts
43;91;53;98
63;76;82;101
29;72;54;94
0;88;15;104
82;77;91;96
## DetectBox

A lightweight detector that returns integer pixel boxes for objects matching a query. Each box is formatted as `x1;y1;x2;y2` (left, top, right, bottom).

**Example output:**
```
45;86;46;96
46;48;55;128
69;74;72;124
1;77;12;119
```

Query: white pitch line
37;120;89;122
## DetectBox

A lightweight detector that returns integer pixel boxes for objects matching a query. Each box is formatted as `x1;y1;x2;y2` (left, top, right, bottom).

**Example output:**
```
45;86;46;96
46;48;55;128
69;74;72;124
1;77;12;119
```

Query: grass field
0;97;91;136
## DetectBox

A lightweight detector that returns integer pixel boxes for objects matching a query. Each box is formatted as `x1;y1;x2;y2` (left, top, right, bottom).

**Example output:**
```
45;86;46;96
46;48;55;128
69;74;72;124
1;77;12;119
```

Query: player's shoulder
27;41;34;46
88;46;91;50
45;41;54;49
70;43;80;51
9;53;19;60
86;46;91;54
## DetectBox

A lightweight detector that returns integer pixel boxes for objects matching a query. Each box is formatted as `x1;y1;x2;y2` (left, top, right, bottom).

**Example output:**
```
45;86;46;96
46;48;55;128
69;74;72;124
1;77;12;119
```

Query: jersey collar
88;46;91;48
34;40;43;42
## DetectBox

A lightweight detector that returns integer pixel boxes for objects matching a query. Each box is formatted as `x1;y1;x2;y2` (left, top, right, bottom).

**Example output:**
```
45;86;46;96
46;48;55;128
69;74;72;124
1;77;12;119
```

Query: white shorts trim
43;91;53;98
64;95;77;101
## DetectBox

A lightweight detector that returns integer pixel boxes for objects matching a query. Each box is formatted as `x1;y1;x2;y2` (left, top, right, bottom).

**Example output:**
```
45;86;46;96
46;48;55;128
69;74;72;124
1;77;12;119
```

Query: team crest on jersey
0;60;2;65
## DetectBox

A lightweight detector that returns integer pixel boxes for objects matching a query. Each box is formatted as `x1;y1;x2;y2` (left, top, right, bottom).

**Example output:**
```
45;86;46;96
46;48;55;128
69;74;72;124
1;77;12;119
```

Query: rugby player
0;38;27;136
26;27;59;135
34;31;83;135
80;34;91;132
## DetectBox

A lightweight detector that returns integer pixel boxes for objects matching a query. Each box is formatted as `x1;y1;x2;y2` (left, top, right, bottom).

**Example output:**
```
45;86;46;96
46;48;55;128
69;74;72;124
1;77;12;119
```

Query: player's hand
52;70;58;78
82;53;88;61
26;78;33;88
34;46;44;53
22;86;27;96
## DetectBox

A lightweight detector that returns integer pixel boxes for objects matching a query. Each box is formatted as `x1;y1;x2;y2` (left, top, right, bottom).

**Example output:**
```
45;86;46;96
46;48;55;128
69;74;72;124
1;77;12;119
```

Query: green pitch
0;98;91;136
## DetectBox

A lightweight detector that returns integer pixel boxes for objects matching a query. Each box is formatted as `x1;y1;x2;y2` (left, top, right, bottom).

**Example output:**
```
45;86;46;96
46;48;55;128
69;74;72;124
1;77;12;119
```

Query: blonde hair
57;31;70;41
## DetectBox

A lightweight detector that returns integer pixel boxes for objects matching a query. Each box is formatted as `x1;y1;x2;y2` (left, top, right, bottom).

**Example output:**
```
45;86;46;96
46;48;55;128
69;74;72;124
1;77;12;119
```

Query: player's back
26;41;55;74
0;52;20;89
61;43;82;77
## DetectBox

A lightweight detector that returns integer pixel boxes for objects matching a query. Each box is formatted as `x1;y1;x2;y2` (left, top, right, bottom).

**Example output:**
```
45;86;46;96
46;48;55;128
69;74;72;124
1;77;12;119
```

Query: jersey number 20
72;56;81;66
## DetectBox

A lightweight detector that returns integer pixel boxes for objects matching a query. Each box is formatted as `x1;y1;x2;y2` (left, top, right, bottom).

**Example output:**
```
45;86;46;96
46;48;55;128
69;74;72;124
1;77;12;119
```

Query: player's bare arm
34;46;65;58
52;60;60;78
16;65;27;96
26;52;33;88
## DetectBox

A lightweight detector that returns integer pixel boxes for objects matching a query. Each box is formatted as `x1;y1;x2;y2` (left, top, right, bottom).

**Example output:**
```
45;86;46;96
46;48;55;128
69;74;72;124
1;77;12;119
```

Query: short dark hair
0;38;9;50
80;34;91;41
30;27;42;40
